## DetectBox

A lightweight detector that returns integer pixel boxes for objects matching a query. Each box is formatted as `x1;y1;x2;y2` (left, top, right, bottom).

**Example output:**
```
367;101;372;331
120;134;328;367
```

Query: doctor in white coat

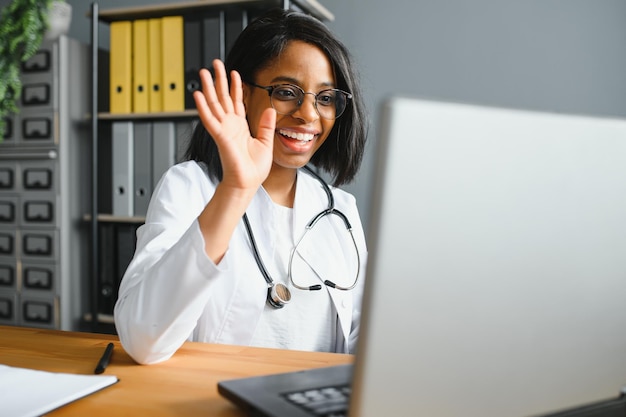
114;9;369;365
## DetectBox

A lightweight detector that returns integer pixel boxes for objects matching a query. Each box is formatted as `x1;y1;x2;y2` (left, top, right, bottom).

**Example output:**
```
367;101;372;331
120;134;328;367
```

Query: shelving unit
87;0;333;332
95;0;333;23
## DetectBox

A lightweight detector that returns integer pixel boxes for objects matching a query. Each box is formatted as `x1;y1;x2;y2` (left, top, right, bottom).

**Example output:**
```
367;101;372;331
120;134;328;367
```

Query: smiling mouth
279;129;315;142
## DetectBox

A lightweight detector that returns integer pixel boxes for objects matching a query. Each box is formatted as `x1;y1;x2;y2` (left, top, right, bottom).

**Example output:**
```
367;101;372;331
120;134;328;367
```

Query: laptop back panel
351;97;626;417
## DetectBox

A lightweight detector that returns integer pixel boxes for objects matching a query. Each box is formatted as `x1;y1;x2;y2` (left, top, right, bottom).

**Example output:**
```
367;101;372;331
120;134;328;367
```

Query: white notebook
0;364;118;417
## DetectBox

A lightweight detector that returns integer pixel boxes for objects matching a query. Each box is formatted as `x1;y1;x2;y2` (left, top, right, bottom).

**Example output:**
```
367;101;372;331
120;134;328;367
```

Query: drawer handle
0;150;57;160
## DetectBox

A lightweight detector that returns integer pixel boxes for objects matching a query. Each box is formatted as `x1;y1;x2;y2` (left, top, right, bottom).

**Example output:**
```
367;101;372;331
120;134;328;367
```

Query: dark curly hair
184;8;368;186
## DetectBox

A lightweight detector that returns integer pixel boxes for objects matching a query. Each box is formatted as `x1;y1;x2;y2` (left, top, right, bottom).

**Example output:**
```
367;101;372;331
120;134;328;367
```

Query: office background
3;0;625;232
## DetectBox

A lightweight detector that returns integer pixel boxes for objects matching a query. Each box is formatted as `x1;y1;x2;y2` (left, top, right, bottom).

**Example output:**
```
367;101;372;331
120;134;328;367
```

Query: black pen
94;342;114;374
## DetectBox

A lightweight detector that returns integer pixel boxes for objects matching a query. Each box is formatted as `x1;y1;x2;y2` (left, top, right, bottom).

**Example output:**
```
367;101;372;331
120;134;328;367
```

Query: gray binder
152;122;176;189
111;121;134;217
132;122;152;217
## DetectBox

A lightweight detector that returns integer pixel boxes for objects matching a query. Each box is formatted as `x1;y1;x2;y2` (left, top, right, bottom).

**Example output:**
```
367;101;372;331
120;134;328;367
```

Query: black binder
184;17;203;109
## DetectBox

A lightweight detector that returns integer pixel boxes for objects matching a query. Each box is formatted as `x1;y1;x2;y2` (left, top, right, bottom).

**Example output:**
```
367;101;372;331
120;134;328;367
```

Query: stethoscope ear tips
267;283;292;308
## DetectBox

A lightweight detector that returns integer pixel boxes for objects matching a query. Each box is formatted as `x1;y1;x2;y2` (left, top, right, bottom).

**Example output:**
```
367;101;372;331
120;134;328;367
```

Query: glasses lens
316;90;339;119
270;85;303;115
270;85;350;120
320;90;349;119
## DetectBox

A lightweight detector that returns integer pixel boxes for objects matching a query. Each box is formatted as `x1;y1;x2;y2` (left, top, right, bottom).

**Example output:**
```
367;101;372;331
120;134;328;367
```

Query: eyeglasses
247;82;352;120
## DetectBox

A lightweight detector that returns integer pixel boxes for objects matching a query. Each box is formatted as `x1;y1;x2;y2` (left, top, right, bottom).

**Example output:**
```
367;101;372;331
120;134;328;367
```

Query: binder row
111;120;192;217
110;16;184;113
109;11;240;114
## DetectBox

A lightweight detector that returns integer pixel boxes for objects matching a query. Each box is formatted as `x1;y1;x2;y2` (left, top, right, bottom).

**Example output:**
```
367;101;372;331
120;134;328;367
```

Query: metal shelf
98;109;198;121
91;0;333;22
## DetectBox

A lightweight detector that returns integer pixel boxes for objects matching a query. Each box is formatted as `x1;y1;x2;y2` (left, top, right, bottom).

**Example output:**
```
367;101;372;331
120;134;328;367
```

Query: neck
263;166;298;208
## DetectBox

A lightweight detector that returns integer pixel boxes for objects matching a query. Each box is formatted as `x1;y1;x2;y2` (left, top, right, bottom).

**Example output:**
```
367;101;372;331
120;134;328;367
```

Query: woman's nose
292;93;319;122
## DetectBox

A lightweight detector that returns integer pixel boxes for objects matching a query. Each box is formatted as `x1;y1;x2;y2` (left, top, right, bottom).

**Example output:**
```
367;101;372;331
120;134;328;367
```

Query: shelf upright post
90;2;100;332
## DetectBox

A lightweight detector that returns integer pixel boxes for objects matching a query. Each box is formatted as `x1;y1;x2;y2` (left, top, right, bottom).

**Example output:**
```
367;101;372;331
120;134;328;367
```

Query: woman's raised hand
193;60;276;192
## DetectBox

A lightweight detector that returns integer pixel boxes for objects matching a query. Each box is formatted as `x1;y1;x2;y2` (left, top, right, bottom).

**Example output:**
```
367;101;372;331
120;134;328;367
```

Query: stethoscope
242;165;360;309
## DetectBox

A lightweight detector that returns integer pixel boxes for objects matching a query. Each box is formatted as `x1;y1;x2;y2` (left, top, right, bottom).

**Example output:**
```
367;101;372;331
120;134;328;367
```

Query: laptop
218;97;626;417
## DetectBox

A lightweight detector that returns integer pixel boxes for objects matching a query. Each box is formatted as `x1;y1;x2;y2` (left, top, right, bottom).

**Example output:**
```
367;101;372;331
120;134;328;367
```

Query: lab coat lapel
245;188;277;264
292;169;323;237
293;170;354;344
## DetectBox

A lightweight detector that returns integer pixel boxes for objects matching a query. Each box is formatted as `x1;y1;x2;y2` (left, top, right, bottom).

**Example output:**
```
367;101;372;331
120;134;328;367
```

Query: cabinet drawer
21;82;53;108
0;197;18;225
21;230;57;261
0;290;18;325
0;258;17;290
21;110;56;144
22;48;52;74
0;162;17;190
21;193;57;227
20;295;58;328
22;161;56;191
22;262;58;293
0;229;17;256
0;116;16;145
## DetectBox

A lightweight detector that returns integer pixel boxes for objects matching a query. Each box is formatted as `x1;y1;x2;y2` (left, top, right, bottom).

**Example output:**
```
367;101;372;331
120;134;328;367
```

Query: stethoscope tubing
288;209;360;291
242;165;360;308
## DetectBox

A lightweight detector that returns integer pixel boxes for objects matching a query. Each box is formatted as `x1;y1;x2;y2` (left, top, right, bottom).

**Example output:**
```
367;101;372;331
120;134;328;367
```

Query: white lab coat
114;161;368;364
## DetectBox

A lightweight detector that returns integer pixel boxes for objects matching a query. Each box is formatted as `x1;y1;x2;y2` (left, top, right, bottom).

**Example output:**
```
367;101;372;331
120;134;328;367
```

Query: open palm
193;60;276;192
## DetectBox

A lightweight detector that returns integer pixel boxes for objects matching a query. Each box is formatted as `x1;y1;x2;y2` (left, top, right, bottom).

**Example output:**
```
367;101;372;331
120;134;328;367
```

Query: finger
212;59;234;113
255;107;277;147
230;70;246;116
198;68;225;120
193;89;222;137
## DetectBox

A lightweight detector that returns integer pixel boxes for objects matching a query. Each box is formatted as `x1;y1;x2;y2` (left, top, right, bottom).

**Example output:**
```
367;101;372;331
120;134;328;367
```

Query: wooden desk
0;325;353;416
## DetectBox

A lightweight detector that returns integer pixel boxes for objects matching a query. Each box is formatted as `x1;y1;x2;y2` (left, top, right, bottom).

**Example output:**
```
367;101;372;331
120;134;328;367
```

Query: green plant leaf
0;0;53;142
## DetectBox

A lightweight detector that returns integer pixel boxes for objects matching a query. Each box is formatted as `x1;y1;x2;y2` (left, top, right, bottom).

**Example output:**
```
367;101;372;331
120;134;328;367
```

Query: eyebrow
269;76;336;89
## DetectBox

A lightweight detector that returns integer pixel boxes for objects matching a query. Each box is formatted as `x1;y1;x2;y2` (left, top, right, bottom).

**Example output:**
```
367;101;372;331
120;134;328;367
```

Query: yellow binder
160;16;185;112
132;19;149;113
109;21;132;114
148;18;162;112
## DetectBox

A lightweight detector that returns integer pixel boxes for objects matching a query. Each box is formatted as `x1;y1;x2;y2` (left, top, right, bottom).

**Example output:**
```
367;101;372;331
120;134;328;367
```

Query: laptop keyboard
283;384;351;417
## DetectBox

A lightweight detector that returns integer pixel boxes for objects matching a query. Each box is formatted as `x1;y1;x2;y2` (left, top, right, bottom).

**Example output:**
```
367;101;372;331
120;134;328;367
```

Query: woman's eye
317;91;336;106
274;87;299;100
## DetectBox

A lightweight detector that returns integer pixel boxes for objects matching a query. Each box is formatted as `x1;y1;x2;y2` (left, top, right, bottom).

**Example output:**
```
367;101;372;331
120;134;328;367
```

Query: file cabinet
0;35;91;331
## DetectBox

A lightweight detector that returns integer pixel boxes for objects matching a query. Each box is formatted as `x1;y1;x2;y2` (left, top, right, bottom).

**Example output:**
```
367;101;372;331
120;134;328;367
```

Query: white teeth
279;129;314;142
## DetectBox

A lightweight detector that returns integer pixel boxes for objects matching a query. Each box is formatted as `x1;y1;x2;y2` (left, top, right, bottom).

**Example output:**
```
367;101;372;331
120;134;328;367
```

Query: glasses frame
246;81;352;120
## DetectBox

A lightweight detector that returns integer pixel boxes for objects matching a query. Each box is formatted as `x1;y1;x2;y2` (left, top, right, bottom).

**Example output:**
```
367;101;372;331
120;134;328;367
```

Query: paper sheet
0;364;118;417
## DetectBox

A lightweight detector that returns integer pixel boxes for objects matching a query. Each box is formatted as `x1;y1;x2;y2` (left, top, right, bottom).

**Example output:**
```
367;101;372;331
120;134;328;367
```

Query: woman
114;8;369;365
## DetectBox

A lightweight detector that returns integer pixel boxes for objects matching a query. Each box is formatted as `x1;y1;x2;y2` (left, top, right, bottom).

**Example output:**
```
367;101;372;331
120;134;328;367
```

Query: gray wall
11;0;626;236
325;0;626;235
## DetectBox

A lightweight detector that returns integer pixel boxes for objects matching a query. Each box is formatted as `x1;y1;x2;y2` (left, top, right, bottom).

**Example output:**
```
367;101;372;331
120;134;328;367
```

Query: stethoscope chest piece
267;283;292;309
